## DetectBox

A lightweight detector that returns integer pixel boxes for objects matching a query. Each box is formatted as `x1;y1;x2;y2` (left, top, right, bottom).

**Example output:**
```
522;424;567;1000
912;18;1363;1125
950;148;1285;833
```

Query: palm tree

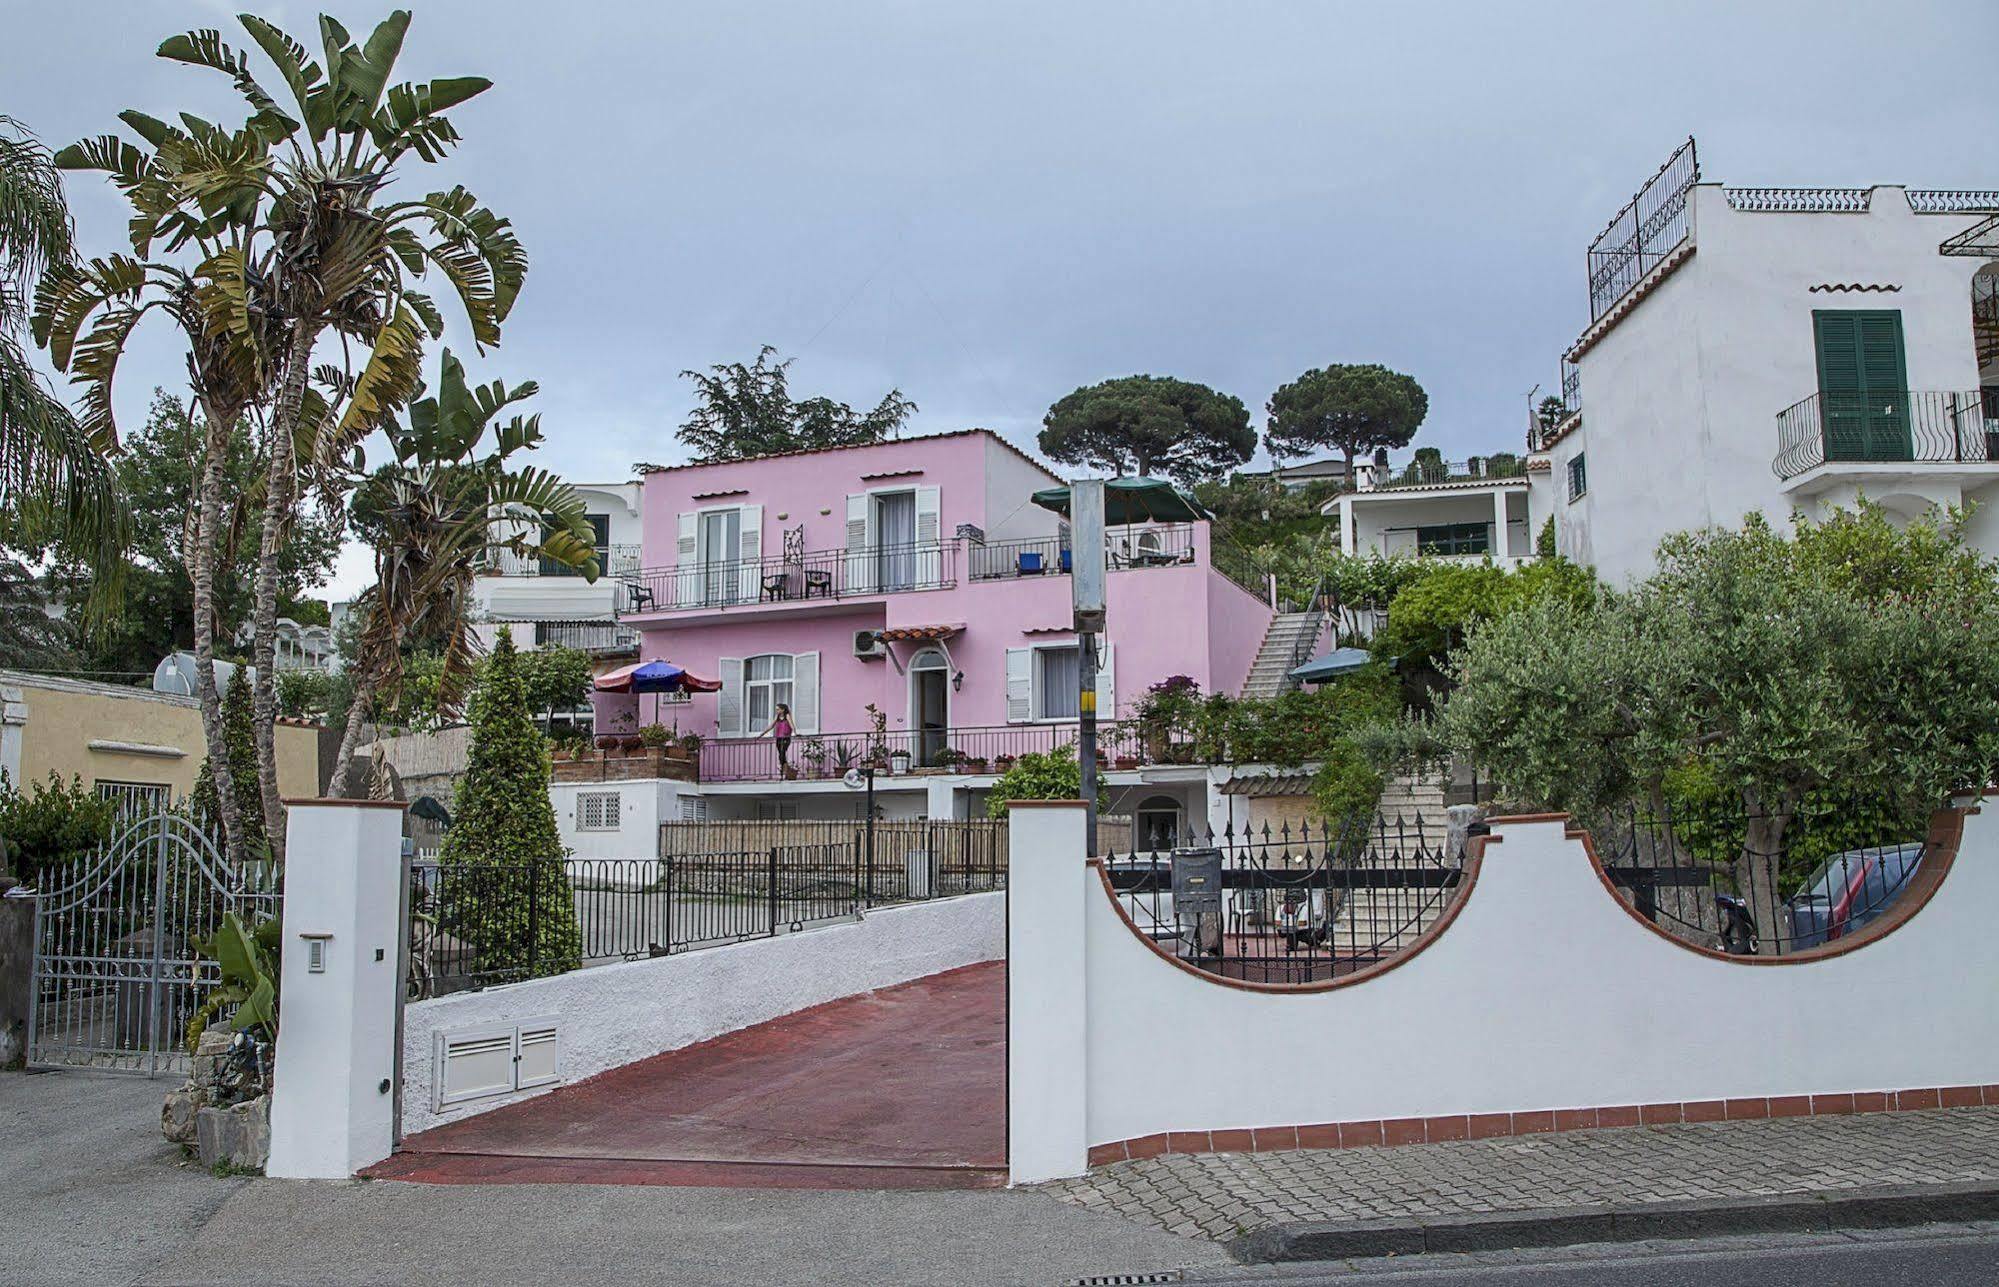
329;349;597;796
0;117;123;604
41;12;527;856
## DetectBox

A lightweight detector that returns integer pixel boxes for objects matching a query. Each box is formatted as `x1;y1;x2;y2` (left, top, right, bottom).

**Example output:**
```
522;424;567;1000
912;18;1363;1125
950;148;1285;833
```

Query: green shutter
1814;310;1909;462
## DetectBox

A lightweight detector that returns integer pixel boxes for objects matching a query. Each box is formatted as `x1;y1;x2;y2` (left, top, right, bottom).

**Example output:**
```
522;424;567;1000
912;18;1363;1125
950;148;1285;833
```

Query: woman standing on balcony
763;703;796;776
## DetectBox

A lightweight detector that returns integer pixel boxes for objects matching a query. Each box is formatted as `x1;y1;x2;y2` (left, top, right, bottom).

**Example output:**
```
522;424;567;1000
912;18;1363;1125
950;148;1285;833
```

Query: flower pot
1115;756;1139;771
994;756;1016;772
965;759;989;775
888;752;912;775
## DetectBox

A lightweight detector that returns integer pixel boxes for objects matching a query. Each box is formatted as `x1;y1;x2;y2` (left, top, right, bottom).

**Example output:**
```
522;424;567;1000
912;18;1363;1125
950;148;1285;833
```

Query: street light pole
1079;631;1098;858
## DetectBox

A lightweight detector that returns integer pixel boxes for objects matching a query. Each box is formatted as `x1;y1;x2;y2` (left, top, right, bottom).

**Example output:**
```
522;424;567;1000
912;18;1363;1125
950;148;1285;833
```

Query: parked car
1784;843;1924;950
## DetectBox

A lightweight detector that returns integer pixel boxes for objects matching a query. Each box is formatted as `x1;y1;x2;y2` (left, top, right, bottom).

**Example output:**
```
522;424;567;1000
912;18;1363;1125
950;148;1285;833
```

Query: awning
1219;770;1316;797
878;623;965;643
594;660;722;693
1030;476;1213;524
1289;647;1375;683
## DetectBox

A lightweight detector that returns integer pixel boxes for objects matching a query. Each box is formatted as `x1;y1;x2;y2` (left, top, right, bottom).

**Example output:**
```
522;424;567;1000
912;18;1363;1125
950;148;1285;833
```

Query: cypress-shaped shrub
437;628;582;980
191;666;266;857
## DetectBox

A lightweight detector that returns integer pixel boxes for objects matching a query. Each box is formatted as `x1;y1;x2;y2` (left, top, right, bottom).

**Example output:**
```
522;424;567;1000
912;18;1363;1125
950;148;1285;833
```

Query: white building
471;480;643;659
1328;452;1542;569
1539;140;1999;584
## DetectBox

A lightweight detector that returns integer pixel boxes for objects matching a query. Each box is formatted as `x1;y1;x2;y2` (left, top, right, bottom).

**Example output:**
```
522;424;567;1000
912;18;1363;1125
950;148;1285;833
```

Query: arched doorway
1135;793;1183;853
909;648;950;768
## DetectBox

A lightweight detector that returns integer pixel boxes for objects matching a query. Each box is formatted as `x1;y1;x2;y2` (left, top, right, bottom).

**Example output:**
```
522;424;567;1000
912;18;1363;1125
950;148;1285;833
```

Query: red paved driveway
368;960;1005;1189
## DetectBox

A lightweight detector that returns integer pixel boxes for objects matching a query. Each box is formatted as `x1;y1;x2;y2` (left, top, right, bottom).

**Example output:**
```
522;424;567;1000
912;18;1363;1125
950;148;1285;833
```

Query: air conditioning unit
853;629;886;659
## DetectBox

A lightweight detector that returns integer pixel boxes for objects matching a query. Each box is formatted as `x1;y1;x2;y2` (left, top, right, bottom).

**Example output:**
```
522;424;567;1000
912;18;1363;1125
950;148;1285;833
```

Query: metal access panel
1070;478;1107;632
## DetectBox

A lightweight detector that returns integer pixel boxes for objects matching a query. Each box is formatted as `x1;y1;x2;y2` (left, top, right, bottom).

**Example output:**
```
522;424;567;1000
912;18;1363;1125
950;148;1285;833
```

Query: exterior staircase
1332;772;1462;954
1240;611;1326;699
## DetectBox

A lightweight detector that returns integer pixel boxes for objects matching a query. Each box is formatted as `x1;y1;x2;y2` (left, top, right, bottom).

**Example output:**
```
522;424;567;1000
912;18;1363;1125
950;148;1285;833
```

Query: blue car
1785;843;1924;950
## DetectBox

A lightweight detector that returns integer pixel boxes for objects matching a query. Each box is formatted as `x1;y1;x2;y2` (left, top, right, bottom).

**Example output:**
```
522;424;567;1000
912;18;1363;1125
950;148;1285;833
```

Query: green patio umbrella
1029;476;1214;524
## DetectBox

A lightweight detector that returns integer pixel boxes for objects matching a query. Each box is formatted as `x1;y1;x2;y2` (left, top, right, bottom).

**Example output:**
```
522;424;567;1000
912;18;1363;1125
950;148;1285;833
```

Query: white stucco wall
1008;802;1999;1182
551;778;690;857
1569;186;1996;585
401;889;1004;1136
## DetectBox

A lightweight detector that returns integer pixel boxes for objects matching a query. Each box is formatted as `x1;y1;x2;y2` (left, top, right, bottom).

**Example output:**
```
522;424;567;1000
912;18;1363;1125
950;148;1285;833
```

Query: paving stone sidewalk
1044;1106;1999;1242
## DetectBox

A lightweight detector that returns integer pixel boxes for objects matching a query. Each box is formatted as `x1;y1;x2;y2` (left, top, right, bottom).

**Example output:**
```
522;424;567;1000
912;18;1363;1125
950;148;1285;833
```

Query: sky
8;0;1998;601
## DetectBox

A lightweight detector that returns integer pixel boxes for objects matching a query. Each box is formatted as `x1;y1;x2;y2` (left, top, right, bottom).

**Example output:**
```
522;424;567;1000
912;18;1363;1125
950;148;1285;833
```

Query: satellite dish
842;769;864;790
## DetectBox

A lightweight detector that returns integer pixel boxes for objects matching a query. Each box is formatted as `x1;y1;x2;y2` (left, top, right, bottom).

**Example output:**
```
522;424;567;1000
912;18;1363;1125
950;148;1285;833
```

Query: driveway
0;1065;1222;1287
376;960;1006;1188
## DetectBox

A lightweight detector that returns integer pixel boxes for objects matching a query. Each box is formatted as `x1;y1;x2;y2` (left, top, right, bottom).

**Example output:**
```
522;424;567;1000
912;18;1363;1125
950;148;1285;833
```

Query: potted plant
1137;675;1200;762
888;747;913;775
1114;752;1140;770
994;753;1016;773
800;737;828;779
963;754;990;774
832;740;859;775
639;722;673;751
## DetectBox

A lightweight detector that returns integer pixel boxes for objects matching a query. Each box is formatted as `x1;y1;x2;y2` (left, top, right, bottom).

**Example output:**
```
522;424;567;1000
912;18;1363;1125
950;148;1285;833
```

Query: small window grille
1567;454;1589;502
576;791;621;831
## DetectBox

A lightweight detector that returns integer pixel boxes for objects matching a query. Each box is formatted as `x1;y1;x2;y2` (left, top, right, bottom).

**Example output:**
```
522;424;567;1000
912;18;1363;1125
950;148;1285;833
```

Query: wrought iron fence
531;620;638;651
1588;137;1698;321
406;831;1007;998
1585;805;1934;958
697;720;1150;782
1906;190;1999;214
619;540;958;614
1208;525;1271;604
1772;389;1990;478
1099;813;1471;986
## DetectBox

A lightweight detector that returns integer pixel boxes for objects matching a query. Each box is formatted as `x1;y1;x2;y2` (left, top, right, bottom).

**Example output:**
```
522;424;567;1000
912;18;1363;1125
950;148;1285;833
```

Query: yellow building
0;670;322;810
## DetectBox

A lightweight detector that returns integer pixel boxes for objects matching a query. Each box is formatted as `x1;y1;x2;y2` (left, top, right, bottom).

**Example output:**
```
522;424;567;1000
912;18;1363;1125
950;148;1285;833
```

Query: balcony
619;542;958;616
490;544;641;578
531;620;639;652
619;528;1273;618
1772;390;1993;481
698;720;1168;783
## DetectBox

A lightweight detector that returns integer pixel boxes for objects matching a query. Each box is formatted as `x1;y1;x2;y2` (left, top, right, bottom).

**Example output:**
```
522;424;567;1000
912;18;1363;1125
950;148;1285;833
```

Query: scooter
1715;892;1758;956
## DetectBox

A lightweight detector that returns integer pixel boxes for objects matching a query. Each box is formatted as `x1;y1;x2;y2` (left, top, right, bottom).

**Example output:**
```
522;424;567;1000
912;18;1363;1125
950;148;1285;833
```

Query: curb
1226;1181;1999;1263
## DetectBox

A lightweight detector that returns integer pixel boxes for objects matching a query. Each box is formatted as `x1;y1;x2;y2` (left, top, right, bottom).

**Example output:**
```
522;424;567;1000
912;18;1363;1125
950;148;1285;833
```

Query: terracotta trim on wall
1573;805;1966;967
1085;1085;1999;1168
1087;843;1482;995
281;797;410;810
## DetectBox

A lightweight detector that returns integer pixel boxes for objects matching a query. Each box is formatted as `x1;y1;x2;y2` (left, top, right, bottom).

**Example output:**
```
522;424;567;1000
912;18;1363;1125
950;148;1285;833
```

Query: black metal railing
1587;137;1698;321
1365;455;1529;489
1772;389;1991;479
1101;813;1471;986
698;721;1150;782
966;526;1199;582
619;541;957;614
532;620;638;651
1208;526;1270;603
1585;805;1933;959
406;838;1006;998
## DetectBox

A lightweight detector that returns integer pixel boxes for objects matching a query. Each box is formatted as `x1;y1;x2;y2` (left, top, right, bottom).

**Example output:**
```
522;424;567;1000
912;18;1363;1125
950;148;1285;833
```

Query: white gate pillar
267;800;406;1179
1006;799;1091;1184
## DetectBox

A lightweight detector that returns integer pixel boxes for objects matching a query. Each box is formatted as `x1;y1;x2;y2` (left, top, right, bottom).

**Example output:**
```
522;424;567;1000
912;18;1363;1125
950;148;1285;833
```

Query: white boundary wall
1007;802;1999;1184
402;890;1003;1136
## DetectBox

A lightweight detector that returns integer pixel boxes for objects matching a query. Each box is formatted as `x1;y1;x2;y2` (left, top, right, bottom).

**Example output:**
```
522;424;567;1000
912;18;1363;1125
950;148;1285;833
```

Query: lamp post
1071;480;1107;858
842;765;877;903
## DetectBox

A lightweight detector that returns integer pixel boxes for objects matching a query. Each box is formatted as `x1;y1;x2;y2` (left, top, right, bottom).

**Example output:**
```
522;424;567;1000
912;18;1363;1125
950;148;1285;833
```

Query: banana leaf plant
187;911;281;1051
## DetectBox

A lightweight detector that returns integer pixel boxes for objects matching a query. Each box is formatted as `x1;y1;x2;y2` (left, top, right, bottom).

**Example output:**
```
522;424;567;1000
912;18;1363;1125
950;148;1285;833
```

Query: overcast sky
9;1;1998;600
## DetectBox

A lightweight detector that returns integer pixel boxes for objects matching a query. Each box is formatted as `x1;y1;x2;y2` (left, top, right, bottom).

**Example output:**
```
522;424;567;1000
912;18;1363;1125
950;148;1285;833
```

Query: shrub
191;666;267;859
986;745;1082;818
0;771;119;885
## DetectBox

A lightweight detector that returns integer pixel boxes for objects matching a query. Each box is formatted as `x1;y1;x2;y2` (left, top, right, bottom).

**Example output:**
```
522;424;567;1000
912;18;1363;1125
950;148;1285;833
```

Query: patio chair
1017;550;1045;575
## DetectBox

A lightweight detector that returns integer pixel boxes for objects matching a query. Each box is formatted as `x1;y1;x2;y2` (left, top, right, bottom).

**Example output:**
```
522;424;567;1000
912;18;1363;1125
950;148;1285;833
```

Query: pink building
556;430;1282;843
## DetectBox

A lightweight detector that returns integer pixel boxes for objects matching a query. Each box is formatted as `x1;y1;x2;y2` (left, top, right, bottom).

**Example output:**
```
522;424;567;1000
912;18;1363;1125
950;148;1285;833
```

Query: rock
161;1083;209;1146
195;1094;269;1172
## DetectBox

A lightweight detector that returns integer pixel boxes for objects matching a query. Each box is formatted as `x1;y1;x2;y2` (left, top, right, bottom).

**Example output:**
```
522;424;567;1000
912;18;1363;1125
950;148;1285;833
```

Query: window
679;796;710;822
1567;454;1588;502
744;653;795;733
576;791;621;832
1036;646;1081;720
96;780;169;819
1415;522;1490;556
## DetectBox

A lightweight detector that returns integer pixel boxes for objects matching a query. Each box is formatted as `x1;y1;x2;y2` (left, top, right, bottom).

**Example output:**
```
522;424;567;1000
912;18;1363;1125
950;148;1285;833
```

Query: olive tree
1441;510;1999;936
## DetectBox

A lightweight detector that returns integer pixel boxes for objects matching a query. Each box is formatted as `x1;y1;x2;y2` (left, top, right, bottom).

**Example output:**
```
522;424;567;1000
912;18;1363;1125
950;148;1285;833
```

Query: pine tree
191;667;266;857
438;628;581;979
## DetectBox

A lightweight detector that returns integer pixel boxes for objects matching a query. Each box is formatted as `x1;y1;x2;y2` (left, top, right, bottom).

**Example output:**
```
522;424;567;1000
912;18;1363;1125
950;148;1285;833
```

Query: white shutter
845;494;874;592
515;1019;561;1091
1005;648;1032;723
435;1025;516;1108
737;505;763;604
1094;641;1115;720
915;486;942;586
717;656;745;735
792;651;820;734
676;512;699;607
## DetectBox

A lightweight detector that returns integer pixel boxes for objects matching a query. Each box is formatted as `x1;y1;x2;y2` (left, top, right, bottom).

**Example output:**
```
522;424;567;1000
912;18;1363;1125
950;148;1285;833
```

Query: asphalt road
11;1069;1998;1287
1181;1225;1999;1285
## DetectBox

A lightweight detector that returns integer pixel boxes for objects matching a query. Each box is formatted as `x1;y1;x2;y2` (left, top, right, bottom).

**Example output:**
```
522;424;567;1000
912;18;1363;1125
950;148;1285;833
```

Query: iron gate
14;810;280;1076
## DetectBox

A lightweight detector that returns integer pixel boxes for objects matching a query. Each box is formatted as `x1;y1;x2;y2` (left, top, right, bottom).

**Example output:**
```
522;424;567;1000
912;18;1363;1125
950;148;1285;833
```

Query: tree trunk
249;327;317;857
189;398;245;865
327;648;380;800
1736;788;1795;956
